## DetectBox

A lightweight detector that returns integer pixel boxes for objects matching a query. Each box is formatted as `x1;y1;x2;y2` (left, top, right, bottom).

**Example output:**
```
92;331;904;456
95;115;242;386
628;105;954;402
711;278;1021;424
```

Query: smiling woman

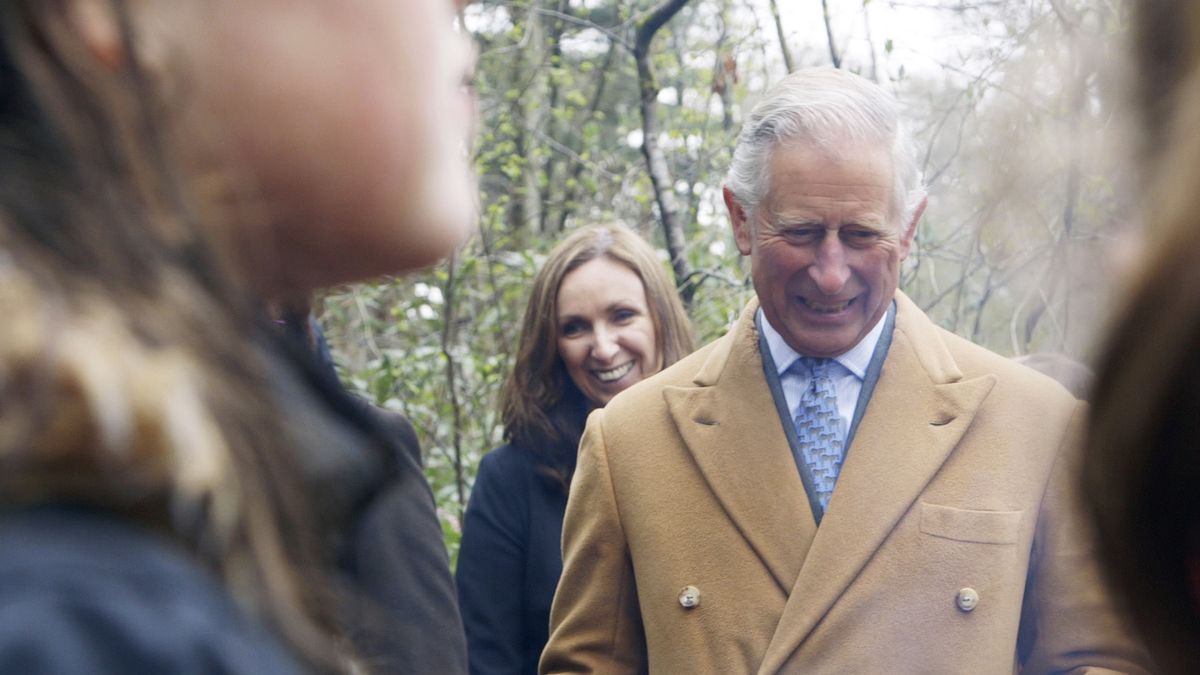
555;256;660;407
455;223;694;675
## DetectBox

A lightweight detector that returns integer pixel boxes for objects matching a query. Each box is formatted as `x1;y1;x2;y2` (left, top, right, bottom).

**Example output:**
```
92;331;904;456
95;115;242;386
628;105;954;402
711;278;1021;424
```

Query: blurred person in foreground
456;224;695;674
0;0;475;672
1014;353;1094;401
1082;0;1200;671
271;297;426;467
541;67;1148;673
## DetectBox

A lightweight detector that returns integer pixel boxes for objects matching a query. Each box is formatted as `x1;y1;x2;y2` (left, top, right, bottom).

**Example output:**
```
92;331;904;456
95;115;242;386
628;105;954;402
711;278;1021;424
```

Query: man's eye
784;227;823;243
842;228;881;246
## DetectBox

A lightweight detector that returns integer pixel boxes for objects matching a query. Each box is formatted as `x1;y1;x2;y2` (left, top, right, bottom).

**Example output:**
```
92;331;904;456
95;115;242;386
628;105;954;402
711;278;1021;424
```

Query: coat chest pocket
919;503;1022;545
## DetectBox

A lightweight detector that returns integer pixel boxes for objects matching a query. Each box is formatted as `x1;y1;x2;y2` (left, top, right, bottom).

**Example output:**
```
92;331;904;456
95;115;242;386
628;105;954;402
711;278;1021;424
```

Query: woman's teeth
595;361;635;382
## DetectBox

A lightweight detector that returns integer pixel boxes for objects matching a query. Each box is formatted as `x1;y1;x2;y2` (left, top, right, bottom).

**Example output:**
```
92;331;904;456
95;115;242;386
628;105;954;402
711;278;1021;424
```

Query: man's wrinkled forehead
758;137;901;219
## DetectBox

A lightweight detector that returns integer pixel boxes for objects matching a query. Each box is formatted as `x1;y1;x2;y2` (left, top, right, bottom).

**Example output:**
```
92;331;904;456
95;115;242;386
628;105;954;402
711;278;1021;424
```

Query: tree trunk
714;0;736;131
512;0;546;234
768;0;795;73
635;0;695;305
539;0;569;234
820;0;841;68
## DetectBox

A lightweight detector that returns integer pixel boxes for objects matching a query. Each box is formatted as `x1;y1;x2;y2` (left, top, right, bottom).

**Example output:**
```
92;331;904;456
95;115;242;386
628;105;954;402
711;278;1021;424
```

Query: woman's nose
591;326;620;361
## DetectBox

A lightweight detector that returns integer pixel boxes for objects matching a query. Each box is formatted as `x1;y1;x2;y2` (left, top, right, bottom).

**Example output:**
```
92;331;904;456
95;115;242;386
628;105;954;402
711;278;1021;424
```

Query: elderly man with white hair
540;68;1147;674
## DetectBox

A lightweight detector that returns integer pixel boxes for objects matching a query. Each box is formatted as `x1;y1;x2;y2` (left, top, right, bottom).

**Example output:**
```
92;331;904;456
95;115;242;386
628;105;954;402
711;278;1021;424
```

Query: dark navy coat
279;319;468;673
0;507;302;674
456;444;568;675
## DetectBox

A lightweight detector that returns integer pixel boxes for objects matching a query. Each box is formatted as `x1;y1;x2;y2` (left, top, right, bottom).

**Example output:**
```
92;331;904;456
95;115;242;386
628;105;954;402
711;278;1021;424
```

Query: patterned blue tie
793;357;845;510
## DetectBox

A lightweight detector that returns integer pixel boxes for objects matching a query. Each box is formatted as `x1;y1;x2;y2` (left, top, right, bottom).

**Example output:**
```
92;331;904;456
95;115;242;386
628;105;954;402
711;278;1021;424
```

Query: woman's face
155;0;476;293
556;257;660;408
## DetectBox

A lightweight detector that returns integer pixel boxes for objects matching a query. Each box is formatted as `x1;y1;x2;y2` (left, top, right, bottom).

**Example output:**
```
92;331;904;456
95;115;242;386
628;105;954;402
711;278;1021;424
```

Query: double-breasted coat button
956;587;980;612
678;586;701;609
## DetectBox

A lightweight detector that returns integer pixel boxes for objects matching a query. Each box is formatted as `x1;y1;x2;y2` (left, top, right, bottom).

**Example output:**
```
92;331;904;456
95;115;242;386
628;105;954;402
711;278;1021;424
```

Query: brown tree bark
634;0;696;305
509;0;547;234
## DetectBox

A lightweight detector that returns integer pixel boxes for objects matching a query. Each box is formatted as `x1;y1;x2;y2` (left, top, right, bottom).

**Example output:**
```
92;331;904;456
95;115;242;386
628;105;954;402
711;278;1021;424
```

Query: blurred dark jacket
0;506;303;674
281;317;467;673
457;443;568;675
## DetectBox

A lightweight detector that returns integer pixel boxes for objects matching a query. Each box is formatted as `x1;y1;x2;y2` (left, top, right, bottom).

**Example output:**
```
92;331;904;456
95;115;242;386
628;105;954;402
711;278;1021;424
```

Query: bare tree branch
634;0;696;304
531;5;632;50
821;0;842;68
439;254;467;516
768;0;796;72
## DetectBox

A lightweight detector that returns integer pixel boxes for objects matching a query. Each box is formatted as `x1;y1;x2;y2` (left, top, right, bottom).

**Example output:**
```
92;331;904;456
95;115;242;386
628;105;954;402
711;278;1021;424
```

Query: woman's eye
612;308;637;323
560;321;585;337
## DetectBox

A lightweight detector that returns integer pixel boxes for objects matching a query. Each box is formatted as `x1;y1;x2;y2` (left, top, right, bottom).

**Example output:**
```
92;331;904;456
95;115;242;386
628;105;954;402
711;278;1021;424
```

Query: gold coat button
678;585;701;609
956;587;980;612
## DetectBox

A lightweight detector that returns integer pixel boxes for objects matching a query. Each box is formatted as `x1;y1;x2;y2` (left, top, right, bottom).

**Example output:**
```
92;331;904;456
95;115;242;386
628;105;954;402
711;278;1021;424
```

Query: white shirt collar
759;305;888;380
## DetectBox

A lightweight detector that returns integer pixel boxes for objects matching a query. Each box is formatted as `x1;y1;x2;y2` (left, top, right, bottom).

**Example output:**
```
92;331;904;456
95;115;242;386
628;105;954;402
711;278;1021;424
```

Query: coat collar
664;292;997;672
664;298;816;593
759;290;996;671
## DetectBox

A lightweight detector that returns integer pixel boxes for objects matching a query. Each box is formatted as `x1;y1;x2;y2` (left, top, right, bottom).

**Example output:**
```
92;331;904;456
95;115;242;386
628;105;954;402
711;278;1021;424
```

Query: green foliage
321;0;1129;559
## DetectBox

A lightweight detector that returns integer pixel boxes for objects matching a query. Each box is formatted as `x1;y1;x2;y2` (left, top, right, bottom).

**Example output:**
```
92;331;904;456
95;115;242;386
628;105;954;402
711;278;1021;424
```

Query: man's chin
777;319;864;358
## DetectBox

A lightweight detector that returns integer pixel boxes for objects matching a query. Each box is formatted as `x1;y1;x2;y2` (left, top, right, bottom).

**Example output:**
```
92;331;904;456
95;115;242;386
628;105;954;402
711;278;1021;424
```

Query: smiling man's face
728;141;917;358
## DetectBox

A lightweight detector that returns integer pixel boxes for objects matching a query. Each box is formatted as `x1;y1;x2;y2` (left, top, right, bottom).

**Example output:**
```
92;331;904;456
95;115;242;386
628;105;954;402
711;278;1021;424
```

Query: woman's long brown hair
498;223;696;492
0;3;357;670
1082;1;1200;670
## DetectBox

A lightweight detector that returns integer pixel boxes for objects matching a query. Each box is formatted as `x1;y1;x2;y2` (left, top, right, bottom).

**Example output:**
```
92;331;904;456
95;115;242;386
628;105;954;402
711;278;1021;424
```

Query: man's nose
591;326;620;362
809;236;851;294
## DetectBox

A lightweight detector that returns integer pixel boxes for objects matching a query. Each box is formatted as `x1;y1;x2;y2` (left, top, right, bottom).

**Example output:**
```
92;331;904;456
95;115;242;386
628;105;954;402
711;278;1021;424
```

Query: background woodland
317;0;1132;562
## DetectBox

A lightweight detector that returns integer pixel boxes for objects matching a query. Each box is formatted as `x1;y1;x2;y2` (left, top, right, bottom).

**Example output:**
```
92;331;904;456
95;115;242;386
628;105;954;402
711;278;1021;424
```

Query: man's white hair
725;67;926;229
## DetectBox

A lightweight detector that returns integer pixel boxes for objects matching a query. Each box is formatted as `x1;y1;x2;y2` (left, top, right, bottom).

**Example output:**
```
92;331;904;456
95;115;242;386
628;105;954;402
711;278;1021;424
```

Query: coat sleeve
1018;402;1153;674
540;410;647;675
343;447;470;674
457;450;528;674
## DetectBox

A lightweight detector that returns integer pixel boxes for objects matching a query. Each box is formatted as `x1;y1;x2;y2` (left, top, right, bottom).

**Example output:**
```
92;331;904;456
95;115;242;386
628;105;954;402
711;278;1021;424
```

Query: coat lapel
664;302;817;594
757;293;997;673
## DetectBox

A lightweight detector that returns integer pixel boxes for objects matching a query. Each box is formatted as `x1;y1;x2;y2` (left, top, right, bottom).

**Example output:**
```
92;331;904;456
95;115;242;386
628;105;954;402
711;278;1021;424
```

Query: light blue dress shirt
758;308;888;448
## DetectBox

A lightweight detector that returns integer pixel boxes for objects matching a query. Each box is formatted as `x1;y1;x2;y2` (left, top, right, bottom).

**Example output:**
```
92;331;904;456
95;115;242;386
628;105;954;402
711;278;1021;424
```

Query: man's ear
724;186;753;256
898;195;927;260
65;0;124;70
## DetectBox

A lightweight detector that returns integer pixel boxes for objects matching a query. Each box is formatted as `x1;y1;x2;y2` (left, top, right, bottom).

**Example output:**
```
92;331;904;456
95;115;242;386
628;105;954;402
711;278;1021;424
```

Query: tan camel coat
541;292;1147;674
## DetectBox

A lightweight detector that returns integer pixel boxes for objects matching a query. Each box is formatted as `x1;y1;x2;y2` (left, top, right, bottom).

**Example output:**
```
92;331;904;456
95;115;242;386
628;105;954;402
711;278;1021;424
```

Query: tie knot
796;356;835;378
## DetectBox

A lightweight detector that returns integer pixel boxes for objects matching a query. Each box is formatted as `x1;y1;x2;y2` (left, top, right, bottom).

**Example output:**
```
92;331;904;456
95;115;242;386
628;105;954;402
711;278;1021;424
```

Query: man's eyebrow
768;209;820;223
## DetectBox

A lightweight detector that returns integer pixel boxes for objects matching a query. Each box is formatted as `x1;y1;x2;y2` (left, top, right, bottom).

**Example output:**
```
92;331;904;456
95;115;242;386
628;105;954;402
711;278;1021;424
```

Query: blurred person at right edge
1082;0;1200;672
